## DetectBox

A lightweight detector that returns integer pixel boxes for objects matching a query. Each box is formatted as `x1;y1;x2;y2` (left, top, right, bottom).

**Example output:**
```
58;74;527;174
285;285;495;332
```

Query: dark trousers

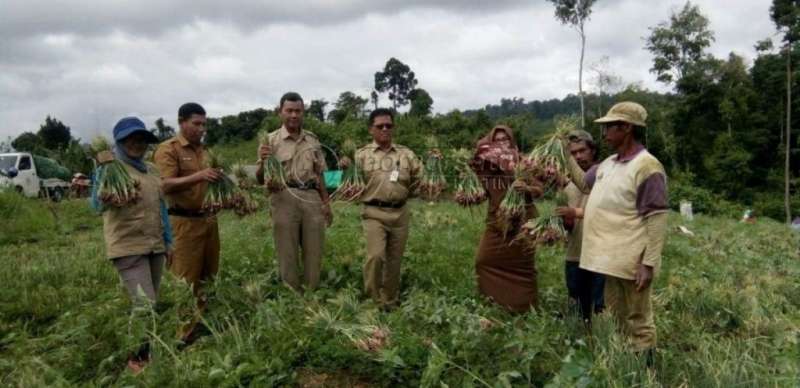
565;261;605;322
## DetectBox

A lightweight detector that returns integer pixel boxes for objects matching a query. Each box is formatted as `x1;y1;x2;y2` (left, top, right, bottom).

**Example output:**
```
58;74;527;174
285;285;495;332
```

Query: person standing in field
92;117;172;374
555;130;605;323
154;102;223;346
566;102;668;362
470;125;545;313
257;92;332;292
354;108;422;310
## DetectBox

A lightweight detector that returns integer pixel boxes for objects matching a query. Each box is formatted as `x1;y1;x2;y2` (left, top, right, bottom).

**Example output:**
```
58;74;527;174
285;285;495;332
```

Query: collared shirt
267;126;326;184
355;142;421;204
580;149;668;279
154;133;208;211
583;143;666;216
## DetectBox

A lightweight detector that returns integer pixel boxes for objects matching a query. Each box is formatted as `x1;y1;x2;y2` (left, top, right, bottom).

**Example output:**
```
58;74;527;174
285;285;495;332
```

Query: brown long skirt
475;225;538;313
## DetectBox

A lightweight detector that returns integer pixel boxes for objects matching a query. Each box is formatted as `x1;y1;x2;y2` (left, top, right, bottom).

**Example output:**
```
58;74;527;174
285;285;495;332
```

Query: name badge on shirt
389;170;399;182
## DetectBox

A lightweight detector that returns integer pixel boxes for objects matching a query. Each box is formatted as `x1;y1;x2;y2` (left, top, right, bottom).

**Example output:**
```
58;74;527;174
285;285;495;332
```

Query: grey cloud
0;0;530;39
0;0;775;141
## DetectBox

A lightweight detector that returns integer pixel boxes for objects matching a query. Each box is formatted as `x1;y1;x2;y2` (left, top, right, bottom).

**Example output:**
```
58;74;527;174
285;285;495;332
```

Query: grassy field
0;194;798;387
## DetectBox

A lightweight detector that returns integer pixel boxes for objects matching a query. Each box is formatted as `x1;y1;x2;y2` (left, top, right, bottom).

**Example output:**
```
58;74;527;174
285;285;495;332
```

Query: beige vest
103;163;166;259
580;150;665;280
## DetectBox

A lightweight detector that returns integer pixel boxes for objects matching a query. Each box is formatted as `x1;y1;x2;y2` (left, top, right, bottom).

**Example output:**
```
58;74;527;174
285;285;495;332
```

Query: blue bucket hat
113;117;159;144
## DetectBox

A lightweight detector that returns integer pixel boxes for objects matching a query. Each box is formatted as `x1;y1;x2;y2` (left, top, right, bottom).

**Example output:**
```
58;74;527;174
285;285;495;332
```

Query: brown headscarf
474;125;519;173
475;125;518;152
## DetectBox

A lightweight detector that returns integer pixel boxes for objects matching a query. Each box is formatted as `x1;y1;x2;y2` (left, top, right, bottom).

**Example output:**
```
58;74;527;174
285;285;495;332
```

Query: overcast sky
0;0;775;141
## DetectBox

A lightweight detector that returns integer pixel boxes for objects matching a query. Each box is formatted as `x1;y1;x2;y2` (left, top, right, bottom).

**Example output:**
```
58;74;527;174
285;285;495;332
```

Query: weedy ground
0;195;798;387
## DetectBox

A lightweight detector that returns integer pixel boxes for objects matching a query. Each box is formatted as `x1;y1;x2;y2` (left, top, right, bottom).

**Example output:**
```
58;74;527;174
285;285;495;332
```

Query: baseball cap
113;117;160;143
594;102;647;127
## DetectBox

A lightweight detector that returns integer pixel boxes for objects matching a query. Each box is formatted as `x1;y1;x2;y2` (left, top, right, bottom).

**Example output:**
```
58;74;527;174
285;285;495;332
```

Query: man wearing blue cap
92;116;172;373
154;102;222;345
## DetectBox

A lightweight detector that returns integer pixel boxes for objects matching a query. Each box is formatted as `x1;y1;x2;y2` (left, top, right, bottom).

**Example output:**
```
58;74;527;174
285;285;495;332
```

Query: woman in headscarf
91;117;172;374
469;125;543;313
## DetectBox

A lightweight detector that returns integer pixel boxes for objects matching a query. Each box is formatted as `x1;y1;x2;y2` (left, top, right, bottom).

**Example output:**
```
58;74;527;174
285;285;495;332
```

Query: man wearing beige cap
566;101;668;362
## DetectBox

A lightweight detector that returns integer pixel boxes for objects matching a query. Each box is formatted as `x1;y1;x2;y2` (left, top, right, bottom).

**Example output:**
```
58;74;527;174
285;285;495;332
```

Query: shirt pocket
178;155;200;174
396;157;412;184
283;147;314;180
274;143;295;163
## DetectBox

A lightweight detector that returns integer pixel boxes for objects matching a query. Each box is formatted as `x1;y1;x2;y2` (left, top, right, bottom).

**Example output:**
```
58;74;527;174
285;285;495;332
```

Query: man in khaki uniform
556;130;604;323
154;102;222;343
566;102;668;363
257;92;331;292
355;108;421;309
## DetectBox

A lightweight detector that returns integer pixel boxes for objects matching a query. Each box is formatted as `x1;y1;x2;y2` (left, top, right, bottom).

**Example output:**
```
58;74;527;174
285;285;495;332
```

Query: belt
365;200;406;209
168;208;207;218
286;180;318;190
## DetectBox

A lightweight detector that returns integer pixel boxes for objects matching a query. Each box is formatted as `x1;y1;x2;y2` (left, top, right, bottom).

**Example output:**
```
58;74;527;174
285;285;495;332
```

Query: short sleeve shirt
355;142;421;204
267;126;327;183
153;133;209;211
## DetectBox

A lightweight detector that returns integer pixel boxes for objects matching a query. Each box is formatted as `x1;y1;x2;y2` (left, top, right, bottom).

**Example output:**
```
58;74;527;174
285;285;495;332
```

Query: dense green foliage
0;197;797;386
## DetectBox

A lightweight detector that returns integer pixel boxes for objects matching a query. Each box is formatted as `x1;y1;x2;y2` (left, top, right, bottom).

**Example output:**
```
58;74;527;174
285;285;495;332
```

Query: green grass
211;138;260;167
0;198;798;387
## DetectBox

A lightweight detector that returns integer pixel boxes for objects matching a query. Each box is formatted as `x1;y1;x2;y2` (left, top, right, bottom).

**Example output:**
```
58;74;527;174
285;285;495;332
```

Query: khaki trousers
169;215;220;339
604;275;656;351
112;253;165;303
362;205;410;307
271;188;326;291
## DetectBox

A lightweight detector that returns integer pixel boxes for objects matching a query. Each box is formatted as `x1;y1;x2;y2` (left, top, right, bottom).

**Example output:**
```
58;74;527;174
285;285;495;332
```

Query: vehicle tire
51;187;64;202
14;186;23;194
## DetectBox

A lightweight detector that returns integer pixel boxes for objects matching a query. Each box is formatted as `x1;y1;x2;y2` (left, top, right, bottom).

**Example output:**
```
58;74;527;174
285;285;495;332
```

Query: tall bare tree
590;56;623;116
770;0;800;224
548;0;596;129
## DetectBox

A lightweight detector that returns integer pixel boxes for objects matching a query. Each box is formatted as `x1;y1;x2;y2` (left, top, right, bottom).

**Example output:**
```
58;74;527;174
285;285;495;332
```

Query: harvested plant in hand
525;117;576;194
516;204;567;248
257;131;286;194
454;167;486;207
418;149;447;201
202;151;254;215
332;160;366;202
497;164;528;238
91;136;141;209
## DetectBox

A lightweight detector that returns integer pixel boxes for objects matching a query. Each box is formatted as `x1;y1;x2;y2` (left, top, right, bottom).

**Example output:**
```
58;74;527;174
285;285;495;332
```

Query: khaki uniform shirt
355;142;421;204
267;126;326;184
103;162;166;259
564;182;589;262
154;133;209;211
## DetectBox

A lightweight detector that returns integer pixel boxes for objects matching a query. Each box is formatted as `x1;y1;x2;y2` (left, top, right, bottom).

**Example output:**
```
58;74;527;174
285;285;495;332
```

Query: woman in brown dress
470;125;543;313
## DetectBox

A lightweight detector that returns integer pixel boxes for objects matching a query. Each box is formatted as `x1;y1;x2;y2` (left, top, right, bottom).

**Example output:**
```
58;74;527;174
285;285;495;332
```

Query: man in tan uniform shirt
257;92;331;292
154;102;222;343
355;108;421;309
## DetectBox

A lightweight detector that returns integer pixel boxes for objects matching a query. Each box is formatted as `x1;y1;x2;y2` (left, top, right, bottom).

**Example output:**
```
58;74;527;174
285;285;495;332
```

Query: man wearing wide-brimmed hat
566;101;668;362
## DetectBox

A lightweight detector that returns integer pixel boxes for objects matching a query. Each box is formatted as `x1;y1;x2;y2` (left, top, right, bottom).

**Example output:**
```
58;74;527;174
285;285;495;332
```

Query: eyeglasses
373;123;394;131
601;123;621;136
